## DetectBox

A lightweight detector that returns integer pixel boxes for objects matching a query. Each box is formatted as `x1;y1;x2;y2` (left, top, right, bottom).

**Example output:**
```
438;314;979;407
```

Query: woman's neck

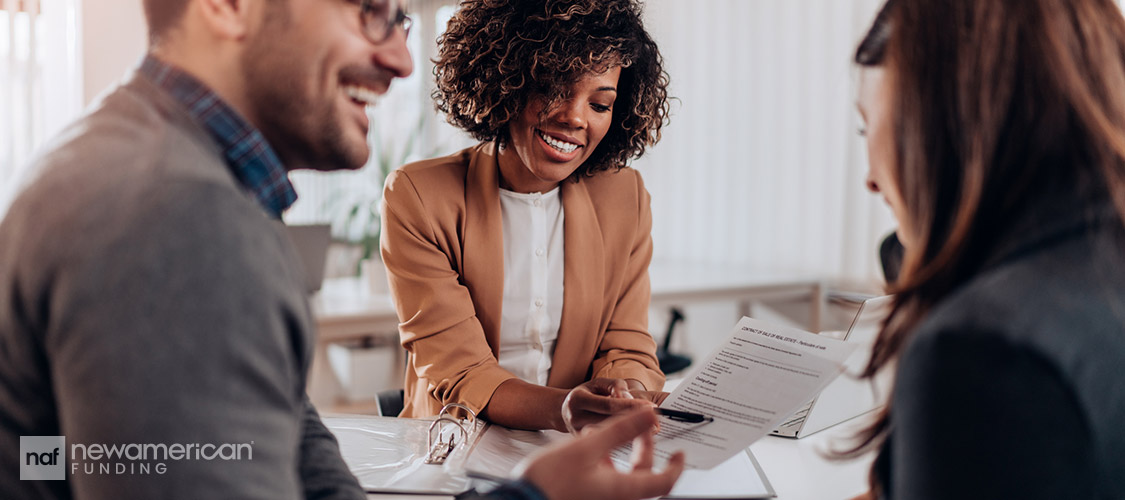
496;143;559;194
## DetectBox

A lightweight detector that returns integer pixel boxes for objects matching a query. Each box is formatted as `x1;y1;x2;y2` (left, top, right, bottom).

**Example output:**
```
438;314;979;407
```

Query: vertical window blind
287;0;896;286
0;0;81;217
11;0;1125;285
636;0;893;285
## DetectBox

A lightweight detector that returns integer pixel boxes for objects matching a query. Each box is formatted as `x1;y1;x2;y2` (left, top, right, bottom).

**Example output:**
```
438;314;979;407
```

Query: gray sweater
0;72;365;499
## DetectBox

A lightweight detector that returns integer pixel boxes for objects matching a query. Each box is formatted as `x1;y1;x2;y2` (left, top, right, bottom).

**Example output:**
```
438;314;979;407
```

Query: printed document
615;317;858;469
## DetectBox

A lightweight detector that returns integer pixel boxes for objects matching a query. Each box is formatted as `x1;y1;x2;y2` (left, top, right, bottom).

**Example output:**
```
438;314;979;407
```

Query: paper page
462;426;567;480
616;317;857;470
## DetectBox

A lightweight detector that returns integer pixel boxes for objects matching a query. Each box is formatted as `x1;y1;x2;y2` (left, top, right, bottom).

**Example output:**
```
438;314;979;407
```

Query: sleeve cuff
596;364;665;392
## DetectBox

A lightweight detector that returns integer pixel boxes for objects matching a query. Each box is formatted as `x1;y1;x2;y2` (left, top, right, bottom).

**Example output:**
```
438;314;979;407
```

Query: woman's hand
520;407;685;500
561;378;655;433
616;378;671;406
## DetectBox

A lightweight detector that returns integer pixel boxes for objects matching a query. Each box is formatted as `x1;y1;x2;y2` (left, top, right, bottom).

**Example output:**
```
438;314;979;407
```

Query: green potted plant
329;114;428;293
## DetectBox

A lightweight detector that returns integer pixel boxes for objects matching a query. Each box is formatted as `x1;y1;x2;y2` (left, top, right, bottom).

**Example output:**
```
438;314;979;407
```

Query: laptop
285;224;332;293
770;295;894;438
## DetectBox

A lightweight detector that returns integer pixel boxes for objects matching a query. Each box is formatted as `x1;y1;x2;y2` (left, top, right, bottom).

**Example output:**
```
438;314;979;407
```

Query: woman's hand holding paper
560;378;655;433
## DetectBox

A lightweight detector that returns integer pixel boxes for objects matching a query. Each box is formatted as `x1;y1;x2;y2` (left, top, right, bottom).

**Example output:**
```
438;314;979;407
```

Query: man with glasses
0;0;682;499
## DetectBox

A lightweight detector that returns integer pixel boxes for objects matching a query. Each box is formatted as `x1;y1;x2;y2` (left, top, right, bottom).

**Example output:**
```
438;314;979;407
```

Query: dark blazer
876;194;1125;499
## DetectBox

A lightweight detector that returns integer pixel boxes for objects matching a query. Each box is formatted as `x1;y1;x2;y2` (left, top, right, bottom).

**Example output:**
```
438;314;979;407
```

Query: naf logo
20;436;66;480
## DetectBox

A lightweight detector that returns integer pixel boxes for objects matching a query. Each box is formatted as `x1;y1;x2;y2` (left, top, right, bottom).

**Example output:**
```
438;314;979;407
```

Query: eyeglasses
348;0;413;44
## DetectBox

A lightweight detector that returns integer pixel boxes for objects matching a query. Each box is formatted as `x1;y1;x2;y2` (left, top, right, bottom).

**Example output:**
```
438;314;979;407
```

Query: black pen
655;407;714;423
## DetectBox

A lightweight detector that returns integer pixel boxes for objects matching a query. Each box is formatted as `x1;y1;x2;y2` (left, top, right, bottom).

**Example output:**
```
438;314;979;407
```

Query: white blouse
497;187;565;385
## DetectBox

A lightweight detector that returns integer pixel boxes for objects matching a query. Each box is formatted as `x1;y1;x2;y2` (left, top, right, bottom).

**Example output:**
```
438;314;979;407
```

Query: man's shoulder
1;76;263;274
13;75;239;221
36;74;226;182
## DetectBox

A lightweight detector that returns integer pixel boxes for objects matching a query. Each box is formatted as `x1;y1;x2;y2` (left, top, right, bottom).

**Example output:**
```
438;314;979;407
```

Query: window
0;0;82;217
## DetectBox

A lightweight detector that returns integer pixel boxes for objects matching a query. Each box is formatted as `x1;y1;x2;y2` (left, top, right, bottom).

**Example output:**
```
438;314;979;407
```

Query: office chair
375;350;408;417
375;389;405;417
657;307;692;375
879;231;904;284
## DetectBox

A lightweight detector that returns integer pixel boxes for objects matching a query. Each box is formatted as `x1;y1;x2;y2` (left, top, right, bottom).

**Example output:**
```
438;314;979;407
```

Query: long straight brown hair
848;0;1125;493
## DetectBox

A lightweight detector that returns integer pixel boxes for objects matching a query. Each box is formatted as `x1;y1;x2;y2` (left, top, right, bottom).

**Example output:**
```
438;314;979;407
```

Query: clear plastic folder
324;404;486;495
325;408;775;498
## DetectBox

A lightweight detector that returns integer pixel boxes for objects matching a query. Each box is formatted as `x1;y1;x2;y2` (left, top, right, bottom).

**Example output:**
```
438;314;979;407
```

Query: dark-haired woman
849;0;1125;498
380;0;670;431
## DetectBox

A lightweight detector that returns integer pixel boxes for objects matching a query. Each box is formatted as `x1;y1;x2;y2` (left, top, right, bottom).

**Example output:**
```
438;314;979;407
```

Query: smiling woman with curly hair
432;0;669;176
380;0;671;431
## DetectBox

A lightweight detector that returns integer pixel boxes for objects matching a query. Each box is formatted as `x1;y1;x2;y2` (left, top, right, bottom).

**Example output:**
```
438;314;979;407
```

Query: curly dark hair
433;0;671;175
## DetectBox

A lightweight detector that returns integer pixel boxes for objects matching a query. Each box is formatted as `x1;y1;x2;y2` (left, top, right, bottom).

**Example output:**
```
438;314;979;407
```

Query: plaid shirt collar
139;55;297;218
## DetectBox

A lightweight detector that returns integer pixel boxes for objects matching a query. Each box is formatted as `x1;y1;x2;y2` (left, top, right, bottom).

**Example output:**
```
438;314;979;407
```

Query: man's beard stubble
237;3;368;172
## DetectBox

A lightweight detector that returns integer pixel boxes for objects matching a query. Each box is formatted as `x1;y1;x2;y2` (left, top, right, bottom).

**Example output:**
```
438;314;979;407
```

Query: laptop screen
285;224;332;293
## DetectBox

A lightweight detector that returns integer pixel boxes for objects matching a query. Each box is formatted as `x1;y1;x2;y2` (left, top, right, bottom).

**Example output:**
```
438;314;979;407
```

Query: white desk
748;425;873;499
648;261;825;332
309;278;399;408
310;262;826;408
310;262;825;339
355;421;874;500
312;277;400;342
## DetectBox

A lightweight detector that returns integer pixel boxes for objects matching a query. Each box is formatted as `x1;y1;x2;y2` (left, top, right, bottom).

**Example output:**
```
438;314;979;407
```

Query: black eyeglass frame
349;0;413;44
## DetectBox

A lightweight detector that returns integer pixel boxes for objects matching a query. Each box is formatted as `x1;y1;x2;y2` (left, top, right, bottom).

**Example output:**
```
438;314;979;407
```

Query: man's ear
194;0;256;40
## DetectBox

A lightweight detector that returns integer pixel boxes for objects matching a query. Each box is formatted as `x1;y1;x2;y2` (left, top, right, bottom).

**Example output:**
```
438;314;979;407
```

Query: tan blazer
381;143;664;418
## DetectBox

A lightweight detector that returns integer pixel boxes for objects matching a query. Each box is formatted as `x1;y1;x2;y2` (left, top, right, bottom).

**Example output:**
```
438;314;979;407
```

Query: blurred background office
1;0;890;279
11;0;1102;407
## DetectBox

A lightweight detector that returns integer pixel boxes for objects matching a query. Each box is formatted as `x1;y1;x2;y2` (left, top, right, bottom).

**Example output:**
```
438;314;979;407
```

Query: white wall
637;0;894;285
71;0;896;288
81;0;146;104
